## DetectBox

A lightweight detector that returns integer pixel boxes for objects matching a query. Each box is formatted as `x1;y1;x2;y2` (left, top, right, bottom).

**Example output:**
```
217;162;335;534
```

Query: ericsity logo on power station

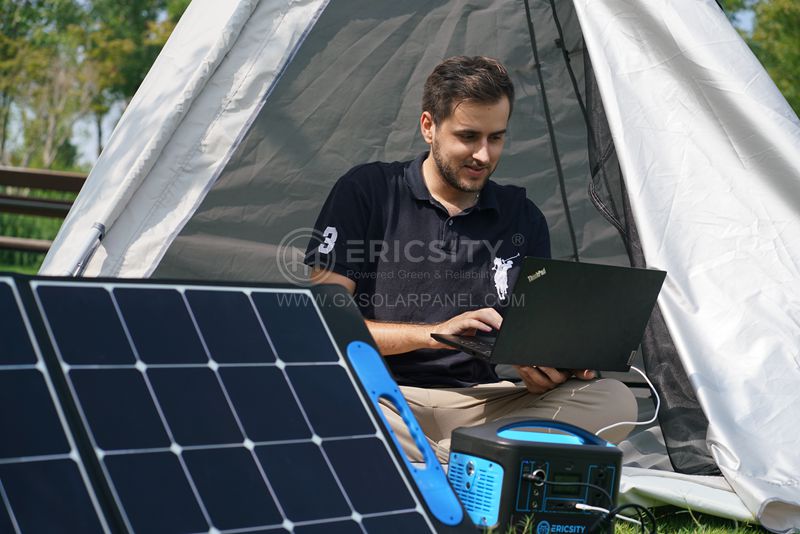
536;521;586;534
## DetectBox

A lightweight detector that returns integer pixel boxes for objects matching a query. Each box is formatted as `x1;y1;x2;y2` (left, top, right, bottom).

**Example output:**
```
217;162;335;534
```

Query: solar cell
362;512;433;531
285;365;375;438
0;281;36;365
26;280;464;533
0;277;108;533
251;291;339;362
219;366;311;441
103;451;208;533
69;369;170;450
185;289;276;363
35;284;135;365
147;367;243;446
113;287;208;364
293;521;363;534
0;489;13;533
0;370;70;458
256;442;352;522
182;447;283;530
323;437;416;514
0;459;105;533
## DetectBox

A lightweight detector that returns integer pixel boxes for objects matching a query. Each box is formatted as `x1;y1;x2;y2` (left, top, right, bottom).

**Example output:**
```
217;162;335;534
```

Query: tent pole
546;0;624;228
547;0;590;123
522;0;580;261
66;222;106;277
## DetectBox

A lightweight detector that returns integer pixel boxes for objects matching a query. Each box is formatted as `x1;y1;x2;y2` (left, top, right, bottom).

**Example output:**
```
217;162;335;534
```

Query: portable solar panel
2;274;471;533
0;277;109;533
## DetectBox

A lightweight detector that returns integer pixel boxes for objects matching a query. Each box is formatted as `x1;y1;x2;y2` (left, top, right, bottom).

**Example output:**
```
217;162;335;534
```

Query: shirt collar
405;151;499;213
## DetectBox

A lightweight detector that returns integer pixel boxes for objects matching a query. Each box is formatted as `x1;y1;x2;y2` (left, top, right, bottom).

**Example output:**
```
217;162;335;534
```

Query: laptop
431;257;666;371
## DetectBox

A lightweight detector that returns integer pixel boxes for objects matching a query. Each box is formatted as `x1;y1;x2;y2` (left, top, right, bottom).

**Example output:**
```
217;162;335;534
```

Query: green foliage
718;0;752;18
719;0;800;116
17;22;94;168
750;0;800;114
616;507;765;533
88;0;169;100
0;0;191;167
0;186;76;269
166;0;192;22
0;0;189;270
0;1;42;163
1;2;95;167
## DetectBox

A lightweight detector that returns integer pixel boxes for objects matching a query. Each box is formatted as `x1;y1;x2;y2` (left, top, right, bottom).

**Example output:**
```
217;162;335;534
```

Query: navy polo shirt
305;152;551;387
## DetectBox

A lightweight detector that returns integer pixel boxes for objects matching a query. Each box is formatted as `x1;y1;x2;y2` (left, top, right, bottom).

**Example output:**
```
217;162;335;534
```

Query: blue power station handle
346;341;464;526
496;419;611;447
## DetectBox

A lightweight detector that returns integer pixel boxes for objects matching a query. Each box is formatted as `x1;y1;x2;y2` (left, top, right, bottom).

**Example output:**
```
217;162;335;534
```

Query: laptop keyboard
453;335;494;354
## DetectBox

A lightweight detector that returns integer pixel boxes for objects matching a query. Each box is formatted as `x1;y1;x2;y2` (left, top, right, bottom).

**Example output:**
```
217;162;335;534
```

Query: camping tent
41;0;800;531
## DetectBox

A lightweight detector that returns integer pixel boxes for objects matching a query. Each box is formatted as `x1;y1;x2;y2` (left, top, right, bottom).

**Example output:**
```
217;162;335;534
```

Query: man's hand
429;307;502;349
514;366;596;394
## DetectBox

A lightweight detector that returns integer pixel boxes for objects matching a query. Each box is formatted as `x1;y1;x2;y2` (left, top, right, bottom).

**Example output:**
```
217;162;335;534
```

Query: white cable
573;504;643;527
574;503;609;514
595;365;660;438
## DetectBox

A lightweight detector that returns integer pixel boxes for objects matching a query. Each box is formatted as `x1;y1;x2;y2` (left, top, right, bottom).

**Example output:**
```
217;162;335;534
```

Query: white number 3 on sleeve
317;226;338;254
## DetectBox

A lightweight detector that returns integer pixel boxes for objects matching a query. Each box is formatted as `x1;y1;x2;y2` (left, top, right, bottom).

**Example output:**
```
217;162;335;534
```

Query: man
305;56;636;461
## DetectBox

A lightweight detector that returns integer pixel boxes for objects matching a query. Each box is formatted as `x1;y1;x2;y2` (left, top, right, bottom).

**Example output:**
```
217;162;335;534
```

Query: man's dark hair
422;56;515;125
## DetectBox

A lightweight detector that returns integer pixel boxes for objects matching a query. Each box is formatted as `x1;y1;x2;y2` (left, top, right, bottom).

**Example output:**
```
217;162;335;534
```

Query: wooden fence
0;166;86;253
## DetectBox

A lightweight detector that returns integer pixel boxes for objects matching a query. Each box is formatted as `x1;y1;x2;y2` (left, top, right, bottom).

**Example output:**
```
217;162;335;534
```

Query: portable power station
447;418;622;532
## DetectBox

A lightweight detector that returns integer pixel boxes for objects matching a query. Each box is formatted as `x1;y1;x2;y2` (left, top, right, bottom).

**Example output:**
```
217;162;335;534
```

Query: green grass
617;507;765;533
496;507;765;533
0;185;72;269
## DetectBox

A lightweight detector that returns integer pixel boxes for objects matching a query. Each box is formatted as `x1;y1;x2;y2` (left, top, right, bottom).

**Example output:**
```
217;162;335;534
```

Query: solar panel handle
346;341;465;527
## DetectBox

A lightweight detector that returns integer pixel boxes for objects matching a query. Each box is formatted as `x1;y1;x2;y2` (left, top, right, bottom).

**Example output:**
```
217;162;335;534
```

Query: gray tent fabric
155;0;712;475
155;0;629;283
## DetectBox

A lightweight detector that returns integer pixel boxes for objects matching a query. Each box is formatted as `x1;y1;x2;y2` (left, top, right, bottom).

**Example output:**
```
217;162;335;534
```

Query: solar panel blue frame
11;276;471;533
0;276;109;533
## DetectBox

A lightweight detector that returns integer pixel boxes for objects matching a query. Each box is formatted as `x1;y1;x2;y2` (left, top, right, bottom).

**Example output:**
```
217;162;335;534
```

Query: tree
718;0;750;15
718;0;800;116
749;0;800;114
83;0;191;157
0;0;190;166
16;23;93;168
0;0;192;167
0;0;46;164
0;0;96;168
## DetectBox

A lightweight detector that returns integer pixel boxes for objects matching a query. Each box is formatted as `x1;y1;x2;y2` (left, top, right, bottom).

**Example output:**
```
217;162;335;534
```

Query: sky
734;10;755;33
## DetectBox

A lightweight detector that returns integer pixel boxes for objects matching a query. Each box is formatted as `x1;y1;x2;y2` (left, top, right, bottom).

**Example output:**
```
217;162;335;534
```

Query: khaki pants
379;378;637;463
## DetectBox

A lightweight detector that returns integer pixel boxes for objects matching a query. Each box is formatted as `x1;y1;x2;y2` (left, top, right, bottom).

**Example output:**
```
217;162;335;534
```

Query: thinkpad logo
527;268;546;283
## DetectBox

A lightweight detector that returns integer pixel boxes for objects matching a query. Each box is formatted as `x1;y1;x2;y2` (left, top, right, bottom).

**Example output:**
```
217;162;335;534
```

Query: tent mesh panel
582;47;720;476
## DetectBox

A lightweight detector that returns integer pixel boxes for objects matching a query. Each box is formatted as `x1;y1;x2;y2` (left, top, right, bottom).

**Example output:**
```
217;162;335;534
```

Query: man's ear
420;111;435;145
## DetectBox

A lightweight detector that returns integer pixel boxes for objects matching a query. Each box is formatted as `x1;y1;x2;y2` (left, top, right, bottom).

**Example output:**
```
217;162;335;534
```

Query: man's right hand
308;269;503;356
429;307;502;349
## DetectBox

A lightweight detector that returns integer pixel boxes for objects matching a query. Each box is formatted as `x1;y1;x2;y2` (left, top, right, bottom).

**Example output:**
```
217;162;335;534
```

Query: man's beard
431;138;493;193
